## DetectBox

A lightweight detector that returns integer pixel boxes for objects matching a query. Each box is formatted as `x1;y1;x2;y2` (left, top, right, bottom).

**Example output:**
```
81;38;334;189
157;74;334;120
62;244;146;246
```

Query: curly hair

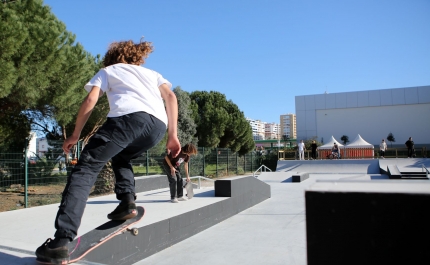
103;38;154;67
182;143;198;156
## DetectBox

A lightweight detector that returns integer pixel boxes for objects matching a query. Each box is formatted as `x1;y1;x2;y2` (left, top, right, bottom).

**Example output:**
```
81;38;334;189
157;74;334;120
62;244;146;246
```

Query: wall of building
296;85;430;145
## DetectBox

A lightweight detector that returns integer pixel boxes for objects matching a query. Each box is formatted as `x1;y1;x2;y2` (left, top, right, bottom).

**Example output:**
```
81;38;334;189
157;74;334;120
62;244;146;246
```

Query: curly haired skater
35;35;181;264
103;38;154;67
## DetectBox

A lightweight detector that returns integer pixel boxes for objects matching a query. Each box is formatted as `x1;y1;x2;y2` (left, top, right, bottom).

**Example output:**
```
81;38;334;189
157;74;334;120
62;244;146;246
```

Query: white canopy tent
319;136;344;149
346;134;374;149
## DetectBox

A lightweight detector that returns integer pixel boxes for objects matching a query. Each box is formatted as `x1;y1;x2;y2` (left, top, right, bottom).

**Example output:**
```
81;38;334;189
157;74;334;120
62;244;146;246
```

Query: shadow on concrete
370;175;390;180
0;249;38;265
276;163;301;172
281;177;293;183
193;190;215;197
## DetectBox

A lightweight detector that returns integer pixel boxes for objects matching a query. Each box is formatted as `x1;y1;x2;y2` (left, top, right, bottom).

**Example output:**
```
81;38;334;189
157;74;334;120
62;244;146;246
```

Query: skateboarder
35;38;181;264
163;143;197;203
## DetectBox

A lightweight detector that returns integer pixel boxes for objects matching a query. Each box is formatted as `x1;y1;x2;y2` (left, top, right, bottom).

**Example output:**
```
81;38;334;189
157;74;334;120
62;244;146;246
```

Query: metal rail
188;176;215;189
422;164;430;179
253;165;272;177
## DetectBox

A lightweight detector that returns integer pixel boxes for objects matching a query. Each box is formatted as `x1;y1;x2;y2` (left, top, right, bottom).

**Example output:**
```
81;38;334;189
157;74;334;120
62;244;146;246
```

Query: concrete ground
0;158;428;265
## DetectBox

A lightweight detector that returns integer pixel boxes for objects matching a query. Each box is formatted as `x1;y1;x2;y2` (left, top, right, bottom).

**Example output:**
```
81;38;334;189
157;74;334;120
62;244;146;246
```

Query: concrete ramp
378;158;430;174
0;175;270;265
276;159;380;174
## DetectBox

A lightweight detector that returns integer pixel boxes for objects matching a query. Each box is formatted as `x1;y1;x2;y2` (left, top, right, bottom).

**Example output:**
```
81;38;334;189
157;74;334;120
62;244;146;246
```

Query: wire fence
0;141;270;211
278;147;429;160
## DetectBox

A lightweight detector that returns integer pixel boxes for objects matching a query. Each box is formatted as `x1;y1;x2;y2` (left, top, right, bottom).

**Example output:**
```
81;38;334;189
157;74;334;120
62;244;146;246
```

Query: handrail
253;165;272;177
188;176;215;189
422;165;430;179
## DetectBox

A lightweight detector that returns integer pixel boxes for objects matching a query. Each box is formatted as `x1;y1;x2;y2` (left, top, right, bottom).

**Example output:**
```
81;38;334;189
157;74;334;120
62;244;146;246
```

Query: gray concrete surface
1;158;428;265
276;159;380;174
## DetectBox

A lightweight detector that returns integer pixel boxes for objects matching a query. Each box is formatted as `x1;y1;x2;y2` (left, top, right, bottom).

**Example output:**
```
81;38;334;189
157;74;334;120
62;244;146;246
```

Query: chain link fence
0;141;270;211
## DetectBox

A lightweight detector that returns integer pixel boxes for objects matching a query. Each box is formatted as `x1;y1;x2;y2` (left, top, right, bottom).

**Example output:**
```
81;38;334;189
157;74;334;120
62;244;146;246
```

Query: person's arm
159;83;181;158
62;86;102;153
164;155;176;176
184;162;190;182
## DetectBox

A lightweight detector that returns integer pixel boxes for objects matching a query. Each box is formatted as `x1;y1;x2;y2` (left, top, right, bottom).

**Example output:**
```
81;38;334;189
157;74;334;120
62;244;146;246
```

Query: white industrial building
295;85;430;146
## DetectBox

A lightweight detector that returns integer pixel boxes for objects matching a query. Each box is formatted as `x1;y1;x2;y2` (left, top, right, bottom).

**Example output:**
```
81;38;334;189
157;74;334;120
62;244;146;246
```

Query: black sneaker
107;202;137;220
35;238;69;265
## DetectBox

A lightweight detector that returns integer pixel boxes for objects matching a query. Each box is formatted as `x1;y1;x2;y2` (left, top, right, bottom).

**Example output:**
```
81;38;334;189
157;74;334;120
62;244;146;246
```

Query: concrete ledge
135;175;169;193
214;175;271;199
387;165;401;179
305;181;430;265
292;172;309;182
84;176;271;265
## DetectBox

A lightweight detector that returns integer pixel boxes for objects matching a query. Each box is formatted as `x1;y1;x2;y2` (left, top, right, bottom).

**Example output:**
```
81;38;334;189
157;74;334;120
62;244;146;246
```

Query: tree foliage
0;0;100;148
387;132;395;147
304;136;323;150
190;91;254;155
174;87;197;145
340;135;349;145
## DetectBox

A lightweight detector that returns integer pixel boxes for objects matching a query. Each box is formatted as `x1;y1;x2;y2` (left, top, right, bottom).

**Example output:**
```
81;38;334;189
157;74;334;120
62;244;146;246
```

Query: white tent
318;136;344;149
346;134;374;149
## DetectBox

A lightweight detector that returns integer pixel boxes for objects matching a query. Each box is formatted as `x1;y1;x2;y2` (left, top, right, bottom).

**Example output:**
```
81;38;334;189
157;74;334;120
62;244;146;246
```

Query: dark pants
162;161;184;199
54;112;166;240
408;148;413;158
380;150;385;157
311;150;317;159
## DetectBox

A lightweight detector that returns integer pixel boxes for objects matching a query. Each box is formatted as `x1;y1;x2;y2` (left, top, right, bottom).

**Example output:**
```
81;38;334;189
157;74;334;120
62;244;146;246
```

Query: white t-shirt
298;142;305;151
84;63;171;126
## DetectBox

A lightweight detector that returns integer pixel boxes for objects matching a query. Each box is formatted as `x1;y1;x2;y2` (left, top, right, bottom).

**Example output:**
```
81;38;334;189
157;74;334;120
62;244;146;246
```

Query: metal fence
0;141;265;211
278;147;429;160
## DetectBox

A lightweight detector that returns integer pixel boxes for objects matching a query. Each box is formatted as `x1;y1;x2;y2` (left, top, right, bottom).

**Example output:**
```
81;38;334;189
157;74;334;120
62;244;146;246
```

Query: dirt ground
0;184;65;212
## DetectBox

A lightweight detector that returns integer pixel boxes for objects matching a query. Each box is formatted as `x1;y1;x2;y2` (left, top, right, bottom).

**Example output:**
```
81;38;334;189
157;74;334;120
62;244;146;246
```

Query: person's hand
62;134;79;153
186;176;190;182
170;167;176;176
166;135;181;158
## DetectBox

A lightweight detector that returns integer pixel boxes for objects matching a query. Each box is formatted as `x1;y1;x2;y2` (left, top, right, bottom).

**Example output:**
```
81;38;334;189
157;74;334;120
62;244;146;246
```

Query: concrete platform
0;187;224;265
378;158;430;173
1;158;428;265
276;159;380;174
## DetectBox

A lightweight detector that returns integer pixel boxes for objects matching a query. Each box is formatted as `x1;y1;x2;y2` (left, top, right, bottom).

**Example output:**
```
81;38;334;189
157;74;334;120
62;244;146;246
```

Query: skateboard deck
184;180;194;199
37;206;145;264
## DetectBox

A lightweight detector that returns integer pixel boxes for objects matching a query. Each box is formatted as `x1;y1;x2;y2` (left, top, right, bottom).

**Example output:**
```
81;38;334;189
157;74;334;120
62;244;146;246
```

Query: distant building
295;85;430;145
246;118;266;140
280;114;296;139
265;123;280;140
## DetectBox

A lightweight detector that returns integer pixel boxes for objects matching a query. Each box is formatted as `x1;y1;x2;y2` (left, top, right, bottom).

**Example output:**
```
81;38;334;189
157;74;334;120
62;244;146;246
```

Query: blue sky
43;0;430;124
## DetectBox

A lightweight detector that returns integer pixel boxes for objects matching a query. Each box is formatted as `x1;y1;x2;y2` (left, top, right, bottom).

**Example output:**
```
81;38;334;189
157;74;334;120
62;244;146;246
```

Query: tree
173;87;197;145
304;136;322;150
282;135;291;149
340;135;349;145
190;91;254;155
0;0;99;148
387;132;395;147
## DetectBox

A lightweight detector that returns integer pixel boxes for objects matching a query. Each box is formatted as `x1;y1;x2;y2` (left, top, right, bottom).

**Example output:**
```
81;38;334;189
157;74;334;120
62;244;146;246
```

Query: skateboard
37;206;145;264
183;180;194;199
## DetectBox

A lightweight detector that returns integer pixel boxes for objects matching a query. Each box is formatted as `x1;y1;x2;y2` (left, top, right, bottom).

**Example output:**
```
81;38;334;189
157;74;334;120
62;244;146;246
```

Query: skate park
0;158;429;265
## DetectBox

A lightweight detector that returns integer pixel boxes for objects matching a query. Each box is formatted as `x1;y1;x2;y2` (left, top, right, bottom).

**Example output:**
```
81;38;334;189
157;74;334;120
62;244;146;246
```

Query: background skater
163;143;198;203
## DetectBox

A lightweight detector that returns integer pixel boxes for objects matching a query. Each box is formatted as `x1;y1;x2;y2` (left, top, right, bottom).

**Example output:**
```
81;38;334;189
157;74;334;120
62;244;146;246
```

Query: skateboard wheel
131;228;138;236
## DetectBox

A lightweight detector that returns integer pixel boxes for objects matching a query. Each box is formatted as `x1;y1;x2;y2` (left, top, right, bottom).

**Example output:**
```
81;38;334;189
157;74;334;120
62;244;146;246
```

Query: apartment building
280;113;297;139
265;123;280;140
246;118;266;140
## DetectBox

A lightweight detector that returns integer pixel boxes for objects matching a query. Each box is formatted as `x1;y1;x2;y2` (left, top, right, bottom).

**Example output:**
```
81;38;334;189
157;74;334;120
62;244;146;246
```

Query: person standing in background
405;137;414;158
311;140;317;160
298;140;306;160
380;139;387;159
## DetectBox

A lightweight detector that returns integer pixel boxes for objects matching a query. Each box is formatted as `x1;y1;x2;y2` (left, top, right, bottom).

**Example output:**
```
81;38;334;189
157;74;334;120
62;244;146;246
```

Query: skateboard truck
126;227;139;236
